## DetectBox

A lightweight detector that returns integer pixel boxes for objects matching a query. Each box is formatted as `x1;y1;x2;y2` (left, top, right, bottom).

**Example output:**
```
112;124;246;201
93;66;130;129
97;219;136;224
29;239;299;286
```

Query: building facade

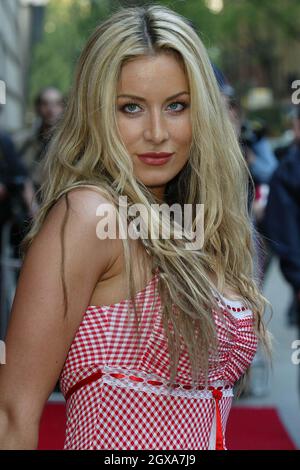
0;0;47;131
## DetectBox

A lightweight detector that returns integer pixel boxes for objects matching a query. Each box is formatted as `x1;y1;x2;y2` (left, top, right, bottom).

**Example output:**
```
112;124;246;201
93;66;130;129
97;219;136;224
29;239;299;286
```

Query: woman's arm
0;188;116;449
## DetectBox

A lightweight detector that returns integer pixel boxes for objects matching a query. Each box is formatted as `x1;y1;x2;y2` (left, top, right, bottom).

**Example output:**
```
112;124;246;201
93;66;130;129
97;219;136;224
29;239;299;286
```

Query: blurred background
0;0;300;450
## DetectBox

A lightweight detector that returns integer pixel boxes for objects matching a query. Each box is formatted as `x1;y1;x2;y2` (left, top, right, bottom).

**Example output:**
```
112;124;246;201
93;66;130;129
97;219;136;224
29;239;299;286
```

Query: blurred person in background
242;118;278;190
222;86;278;217
0;109;38;322
16;87;64;203
222;85;278;288
273;107;299;163
263;106;300;330
0;106;38;242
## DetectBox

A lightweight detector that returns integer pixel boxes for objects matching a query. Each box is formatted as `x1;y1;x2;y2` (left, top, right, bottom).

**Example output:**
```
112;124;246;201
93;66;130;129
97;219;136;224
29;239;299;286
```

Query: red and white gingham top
59;268;258;450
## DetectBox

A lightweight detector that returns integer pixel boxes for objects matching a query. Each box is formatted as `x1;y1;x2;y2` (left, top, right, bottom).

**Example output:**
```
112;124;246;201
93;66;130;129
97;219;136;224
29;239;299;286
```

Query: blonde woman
0;5;271;450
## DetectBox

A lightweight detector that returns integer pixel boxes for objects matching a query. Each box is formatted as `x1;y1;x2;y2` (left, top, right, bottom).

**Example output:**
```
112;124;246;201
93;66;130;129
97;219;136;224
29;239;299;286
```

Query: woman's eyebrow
117;91;190;102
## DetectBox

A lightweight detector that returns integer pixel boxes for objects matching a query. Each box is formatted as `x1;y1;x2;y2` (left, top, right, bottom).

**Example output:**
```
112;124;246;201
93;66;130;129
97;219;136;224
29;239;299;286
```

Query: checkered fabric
59;270;258;450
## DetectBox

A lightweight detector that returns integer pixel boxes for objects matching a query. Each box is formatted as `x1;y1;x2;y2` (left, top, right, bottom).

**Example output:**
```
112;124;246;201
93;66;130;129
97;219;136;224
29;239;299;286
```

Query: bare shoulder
46;185;116;228
40;185;119;267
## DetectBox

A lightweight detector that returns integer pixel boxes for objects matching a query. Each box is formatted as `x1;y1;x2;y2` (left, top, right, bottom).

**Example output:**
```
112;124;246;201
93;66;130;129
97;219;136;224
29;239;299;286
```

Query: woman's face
116;52;192;201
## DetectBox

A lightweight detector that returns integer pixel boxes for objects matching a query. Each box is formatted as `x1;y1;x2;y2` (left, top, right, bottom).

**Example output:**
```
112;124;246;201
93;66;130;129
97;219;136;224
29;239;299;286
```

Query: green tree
158;0;300;97
29;0;111;103
30;0;300;104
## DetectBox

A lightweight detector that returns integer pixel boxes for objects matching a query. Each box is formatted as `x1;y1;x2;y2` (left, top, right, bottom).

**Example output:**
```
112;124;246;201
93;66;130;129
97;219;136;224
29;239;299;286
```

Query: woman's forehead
117;53;189;96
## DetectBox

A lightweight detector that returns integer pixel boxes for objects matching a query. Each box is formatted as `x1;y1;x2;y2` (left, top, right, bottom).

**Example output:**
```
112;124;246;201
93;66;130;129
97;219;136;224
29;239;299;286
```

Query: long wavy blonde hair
21;4;272;390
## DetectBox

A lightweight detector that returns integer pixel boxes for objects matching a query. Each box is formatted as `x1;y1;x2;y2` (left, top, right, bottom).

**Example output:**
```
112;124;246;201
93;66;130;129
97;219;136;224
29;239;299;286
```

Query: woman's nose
143;109;169;143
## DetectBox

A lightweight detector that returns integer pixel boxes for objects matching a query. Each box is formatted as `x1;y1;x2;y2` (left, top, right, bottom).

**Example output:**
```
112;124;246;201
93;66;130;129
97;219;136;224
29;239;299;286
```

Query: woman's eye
121;103;141;114
167;101;187;112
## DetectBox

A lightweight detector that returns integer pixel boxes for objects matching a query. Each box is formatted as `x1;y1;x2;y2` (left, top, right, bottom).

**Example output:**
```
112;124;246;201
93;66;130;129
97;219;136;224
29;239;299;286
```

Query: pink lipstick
137;152;174;166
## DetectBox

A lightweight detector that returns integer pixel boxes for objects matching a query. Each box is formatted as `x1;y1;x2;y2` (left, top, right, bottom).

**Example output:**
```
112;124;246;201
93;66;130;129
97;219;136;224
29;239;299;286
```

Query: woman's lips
137;152;174;166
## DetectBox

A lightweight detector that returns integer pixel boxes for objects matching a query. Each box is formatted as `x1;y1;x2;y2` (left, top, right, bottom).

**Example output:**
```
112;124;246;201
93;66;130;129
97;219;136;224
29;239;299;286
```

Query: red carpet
38;403;297;450
226;406;296;450
38;402;66;450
